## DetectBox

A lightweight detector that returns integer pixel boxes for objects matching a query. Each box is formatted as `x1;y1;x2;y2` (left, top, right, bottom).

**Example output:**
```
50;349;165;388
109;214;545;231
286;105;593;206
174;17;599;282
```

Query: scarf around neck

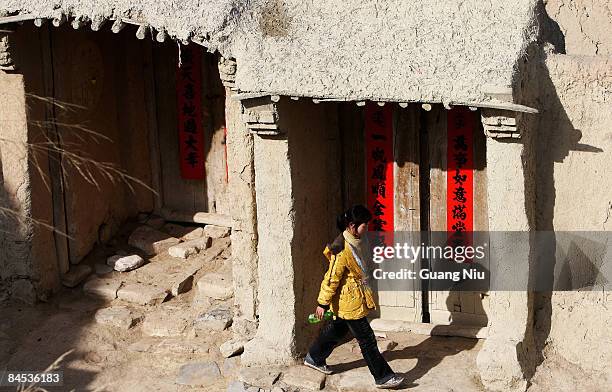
343;230;370;272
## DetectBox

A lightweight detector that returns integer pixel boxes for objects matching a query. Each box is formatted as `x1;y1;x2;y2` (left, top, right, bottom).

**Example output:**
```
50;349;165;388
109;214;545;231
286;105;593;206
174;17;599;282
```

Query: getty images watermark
371;240;487;282
364;231;612;292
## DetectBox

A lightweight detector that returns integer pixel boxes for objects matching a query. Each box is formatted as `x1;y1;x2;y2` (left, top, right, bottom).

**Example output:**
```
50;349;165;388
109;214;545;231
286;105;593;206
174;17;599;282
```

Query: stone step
107;254;145;272
227;380;263;392
220;339;246;358
282;365;325;390
369;318;488;339
204;224;231;239
168;236;212;259
61;264;92;288
142;308;190;337
94;306;141;330
163;223;205;241
194;307;233;332
176;361;222;386
117;283;169;306
83;278;122;301
128;225;180;255
239;367;281;389
197;272;234;300
128;337;210;355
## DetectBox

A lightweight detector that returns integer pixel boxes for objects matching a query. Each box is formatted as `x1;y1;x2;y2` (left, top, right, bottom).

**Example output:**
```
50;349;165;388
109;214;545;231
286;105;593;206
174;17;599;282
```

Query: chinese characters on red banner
177;45;205;180
447;107;474;248
365;103;394;245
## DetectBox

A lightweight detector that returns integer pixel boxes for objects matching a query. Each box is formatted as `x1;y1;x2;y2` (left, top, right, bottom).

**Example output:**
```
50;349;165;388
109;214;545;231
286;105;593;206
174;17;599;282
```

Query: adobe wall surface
0;70;37;302
476;139;535;392
242;98;342;365
532;52;612;384
225;91;259;327
231;0;539;104
544;0;612;56
526;3;612;386
0;0;540;105
0;25;64;301
476;35;541;390
202;57;230;215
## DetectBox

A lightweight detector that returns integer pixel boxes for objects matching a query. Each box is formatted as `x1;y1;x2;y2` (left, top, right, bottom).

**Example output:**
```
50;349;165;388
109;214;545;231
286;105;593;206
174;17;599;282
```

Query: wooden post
143;40;163;212
39;24;70;274
159;208;233;228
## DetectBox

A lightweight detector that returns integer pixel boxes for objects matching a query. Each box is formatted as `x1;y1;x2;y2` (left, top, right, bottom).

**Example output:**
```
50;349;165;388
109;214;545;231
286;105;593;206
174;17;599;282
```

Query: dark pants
308;317;395;384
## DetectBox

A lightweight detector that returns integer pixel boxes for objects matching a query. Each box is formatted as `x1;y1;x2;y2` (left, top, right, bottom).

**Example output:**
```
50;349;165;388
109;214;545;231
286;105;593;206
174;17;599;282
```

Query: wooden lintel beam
160;208;234;228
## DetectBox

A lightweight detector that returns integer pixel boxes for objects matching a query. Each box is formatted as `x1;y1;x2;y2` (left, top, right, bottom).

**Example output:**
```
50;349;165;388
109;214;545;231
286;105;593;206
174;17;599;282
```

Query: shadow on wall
286;99;345;355
0;147;33;303
524;2;605;381
0;153;11;287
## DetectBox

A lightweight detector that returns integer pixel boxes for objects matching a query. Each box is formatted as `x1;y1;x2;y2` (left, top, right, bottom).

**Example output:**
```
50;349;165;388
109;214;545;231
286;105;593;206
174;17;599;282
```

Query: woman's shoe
375;375;405;389
303;353;333;375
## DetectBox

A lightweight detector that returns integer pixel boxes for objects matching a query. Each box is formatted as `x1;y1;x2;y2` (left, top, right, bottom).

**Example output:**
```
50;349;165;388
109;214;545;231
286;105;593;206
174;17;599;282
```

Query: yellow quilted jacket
317;234;376;320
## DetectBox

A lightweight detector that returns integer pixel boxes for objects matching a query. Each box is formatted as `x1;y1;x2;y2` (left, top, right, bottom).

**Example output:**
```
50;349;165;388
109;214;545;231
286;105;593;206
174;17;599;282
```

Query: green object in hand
308;310;334;324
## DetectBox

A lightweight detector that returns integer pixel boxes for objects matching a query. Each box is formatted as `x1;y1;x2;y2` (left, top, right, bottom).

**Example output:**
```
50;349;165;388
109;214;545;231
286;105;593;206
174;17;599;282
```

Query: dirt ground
0;219;487;392
0;293;486;392
1;218;596;392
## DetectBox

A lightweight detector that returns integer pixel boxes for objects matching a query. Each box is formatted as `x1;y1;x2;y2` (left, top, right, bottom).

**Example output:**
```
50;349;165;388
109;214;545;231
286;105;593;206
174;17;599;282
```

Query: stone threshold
369;318;489;339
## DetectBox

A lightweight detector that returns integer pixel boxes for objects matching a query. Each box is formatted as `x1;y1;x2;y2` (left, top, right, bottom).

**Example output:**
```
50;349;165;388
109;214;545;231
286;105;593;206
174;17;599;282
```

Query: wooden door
340;103;488;327
152;43;209;213
376;105;423;322
379;105;488;327
426;106;489;327
151;44;228;215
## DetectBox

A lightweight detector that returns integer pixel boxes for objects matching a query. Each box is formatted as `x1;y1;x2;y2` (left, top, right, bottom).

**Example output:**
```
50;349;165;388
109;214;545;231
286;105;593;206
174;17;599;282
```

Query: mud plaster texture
1;1;611;390
475;139;535;392
242;98;342;365
545;0;612;56
0;0;539;105
231;0;539;105
530;53;612;386
224;91;259;323
473;3;612;389
0;71;38;298
523;2;612;389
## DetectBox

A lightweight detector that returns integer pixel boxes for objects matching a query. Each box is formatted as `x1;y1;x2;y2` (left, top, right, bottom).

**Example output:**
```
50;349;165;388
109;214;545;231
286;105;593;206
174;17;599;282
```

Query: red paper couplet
177;45;205;180
365;103;394;239
447;107;474;245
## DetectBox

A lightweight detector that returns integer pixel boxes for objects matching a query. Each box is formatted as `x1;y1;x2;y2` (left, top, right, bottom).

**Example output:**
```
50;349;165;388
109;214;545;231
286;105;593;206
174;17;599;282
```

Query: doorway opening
337;102;489;329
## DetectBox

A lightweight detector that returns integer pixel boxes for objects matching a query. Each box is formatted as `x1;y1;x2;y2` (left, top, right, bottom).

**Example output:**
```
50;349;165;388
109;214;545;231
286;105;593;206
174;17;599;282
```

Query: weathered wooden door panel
376;106;422;322
340;104;488;326
426;107;489;327
153;43;208;213
49;27;154;263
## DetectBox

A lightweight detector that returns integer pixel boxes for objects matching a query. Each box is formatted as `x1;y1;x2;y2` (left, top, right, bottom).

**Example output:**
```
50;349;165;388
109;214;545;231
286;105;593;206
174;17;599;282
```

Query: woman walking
304;205;404;389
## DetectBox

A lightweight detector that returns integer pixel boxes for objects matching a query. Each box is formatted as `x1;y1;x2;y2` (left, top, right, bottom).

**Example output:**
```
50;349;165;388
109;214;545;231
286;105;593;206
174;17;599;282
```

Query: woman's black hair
336;205;372;231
